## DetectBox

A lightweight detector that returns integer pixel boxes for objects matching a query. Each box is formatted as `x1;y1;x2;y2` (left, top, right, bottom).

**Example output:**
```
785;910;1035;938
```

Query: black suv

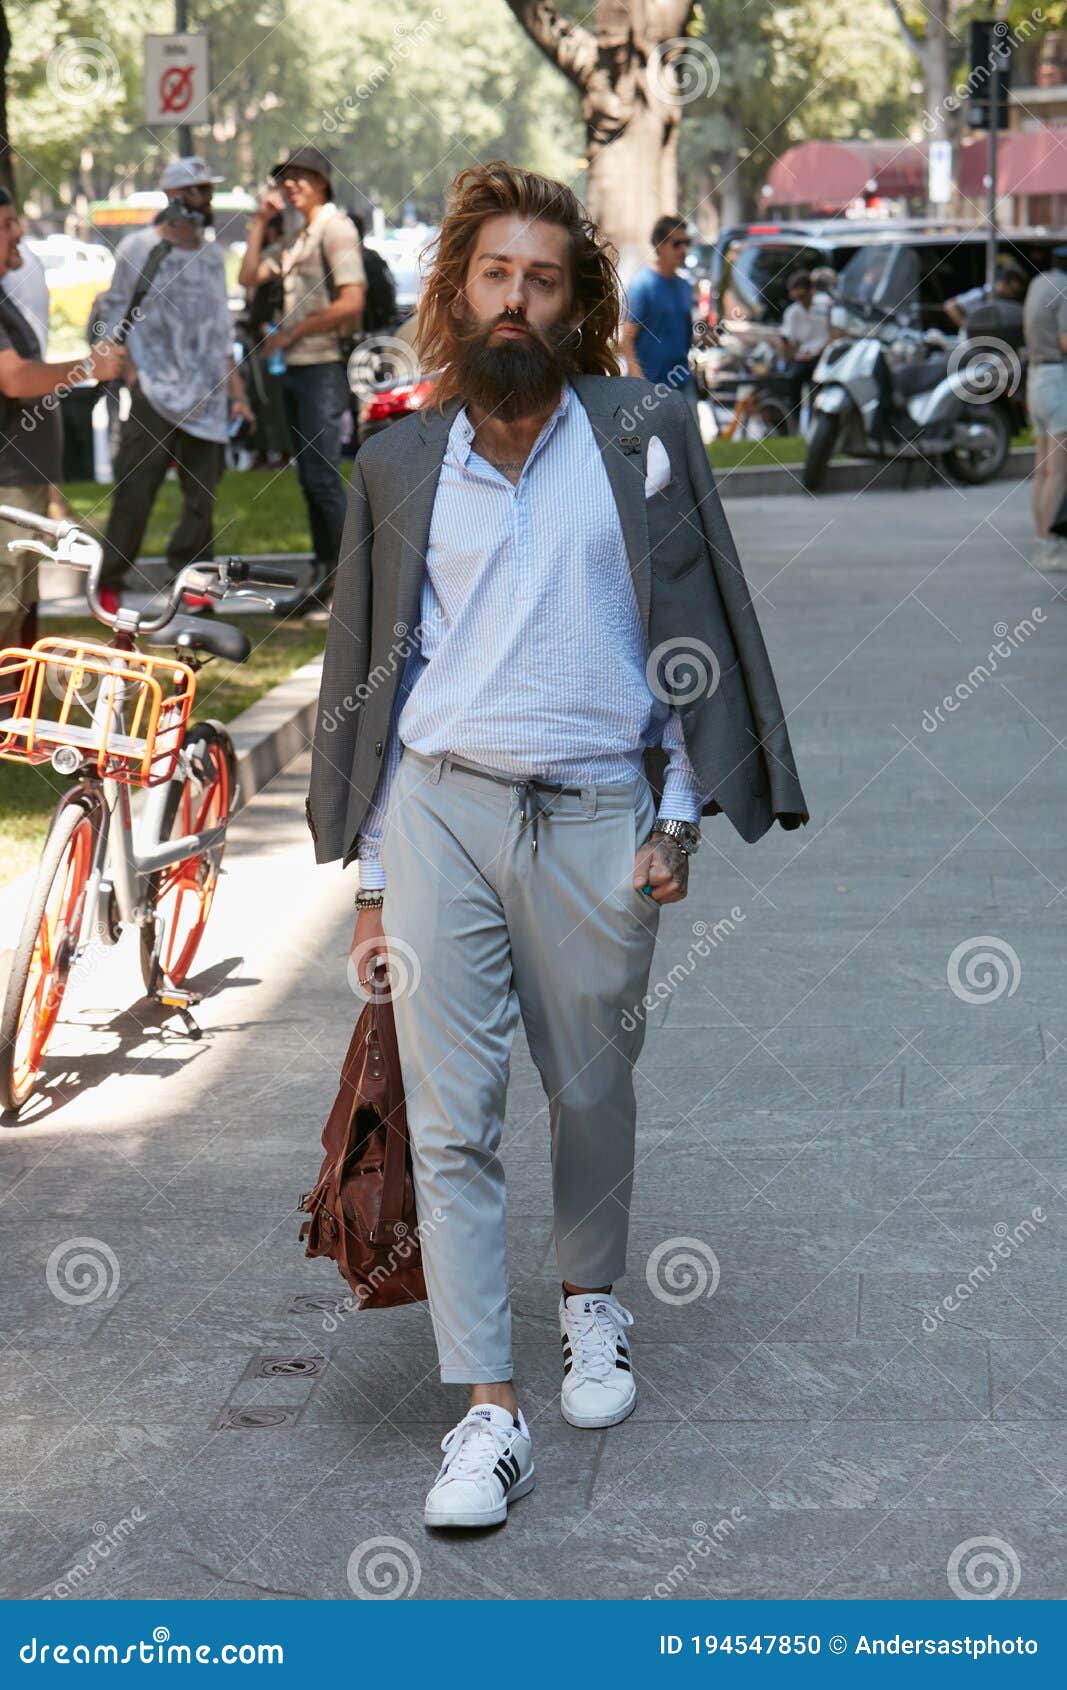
717;221;1067;337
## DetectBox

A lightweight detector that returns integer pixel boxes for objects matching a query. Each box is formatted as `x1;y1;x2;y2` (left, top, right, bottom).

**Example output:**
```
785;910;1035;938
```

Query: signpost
144;28;210;155
968;19;1014;294
928;139;953;207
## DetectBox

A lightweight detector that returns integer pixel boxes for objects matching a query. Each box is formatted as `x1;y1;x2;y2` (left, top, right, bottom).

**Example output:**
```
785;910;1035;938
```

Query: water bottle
266;325;287;377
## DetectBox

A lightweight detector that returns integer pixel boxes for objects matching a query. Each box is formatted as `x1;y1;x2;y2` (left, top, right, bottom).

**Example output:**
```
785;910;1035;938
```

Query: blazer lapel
388;398;461;637
571;374;651;634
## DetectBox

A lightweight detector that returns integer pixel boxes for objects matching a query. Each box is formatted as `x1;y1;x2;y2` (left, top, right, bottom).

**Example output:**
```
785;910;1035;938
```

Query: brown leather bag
298;961;426;1308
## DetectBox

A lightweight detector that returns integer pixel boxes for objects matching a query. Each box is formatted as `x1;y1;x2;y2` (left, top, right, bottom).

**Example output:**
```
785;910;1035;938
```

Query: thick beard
456;309;579;423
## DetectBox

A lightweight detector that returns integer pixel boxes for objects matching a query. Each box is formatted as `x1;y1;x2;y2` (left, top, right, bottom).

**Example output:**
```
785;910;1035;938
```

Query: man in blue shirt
622;215;696;412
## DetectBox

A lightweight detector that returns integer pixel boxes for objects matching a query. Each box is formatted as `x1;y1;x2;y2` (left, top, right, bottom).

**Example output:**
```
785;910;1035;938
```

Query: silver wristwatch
651;817;701;855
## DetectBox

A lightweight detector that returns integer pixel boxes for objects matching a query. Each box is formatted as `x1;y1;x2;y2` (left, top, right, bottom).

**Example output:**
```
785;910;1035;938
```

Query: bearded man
306;162;807;1530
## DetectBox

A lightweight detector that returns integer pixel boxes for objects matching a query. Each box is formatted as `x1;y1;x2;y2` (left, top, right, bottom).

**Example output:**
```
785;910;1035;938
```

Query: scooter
802;319;1016;493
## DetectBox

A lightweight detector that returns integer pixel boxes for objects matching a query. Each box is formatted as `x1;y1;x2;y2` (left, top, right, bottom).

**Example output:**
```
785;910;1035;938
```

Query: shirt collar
449;378;572;470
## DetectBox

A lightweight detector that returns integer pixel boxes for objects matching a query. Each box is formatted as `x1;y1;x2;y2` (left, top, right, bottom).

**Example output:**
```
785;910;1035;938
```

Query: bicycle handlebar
227;560;299;588
0;505;79;541
0;508;301;636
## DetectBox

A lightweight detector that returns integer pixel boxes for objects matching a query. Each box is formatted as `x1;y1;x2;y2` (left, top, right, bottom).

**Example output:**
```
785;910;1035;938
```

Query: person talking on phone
94;157;254;615
238;145;365;619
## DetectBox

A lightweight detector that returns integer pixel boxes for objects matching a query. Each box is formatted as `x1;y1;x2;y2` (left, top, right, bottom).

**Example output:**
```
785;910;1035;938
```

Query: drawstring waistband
436;755;583;853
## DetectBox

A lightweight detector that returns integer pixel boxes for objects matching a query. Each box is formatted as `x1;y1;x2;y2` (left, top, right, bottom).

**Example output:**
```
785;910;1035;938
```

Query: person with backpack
348;212;397;335
238;146;366;618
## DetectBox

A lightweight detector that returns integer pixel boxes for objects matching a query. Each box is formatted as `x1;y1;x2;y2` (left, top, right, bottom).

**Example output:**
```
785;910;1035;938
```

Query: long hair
416;161;621;409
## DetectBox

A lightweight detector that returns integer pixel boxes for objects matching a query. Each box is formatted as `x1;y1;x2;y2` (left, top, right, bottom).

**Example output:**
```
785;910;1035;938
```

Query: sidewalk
1;474;1064;1600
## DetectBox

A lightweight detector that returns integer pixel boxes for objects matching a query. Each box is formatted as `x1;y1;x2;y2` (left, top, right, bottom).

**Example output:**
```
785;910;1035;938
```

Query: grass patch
0;614;325;889
62;465;356;560
707;428;1033;473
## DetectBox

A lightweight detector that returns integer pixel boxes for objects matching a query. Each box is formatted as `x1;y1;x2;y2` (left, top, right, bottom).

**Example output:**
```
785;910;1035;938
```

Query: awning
765;132;1067;211
764;140;930;209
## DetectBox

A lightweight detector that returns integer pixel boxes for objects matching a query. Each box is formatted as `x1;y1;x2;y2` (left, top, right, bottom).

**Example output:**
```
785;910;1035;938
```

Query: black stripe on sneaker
616;1358;632;1372
493;1460;515;1492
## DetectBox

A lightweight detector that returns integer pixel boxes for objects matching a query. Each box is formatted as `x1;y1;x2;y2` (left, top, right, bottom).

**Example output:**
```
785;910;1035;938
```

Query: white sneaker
559;1291;636;1429
1030;538;1067;571
423;1404;534;1528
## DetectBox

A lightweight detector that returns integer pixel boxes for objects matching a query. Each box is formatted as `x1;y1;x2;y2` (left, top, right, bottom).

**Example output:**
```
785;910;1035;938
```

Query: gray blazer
305;374;808;868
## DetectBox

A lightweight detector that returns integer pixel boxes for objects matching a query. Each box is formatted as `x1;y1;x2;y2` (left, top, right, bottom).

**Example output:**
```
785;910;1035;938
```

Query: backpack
297;962;426;1310
361;245;398;334
320;212;397;343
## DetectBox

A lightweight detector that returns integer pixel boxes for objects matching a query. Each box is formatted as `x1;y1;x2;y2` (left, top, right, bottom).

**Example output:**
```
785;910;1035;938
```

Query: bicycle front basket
0;636;197;787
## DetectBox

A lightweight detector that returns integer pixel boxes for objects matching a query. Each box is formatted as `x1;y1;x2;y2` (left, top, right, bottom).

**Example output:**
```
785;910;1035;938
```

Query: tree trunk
0;1;14;200
505;0;696;275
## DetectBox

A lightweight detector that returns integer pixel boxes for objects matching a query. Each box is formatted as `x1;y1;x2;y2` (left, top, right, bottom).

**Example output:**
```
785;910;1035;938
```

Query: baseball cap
160;156;224;191
270;145;333;184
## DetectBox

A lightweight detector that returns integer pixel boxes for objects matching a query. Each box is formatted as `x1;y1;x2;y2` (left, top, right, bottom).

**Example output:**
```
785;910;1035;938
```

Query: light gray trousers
379;746;661;1383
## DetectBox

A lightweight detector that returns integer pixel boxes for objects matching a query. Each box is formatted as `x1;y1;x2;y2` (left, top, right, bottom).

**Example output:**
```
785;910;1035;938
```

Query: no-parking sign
144;33;211;128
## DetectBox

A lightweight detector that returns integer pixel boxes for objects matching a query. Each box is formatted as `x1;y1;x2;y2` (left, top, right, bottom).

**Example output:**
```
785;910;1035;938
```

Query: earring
572;325;583;347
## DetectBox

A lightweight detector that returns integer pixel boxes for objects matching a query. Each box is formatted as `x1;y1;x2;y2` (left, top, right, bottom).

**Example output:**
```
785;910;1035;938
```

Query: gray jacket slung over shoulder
305;374;809;868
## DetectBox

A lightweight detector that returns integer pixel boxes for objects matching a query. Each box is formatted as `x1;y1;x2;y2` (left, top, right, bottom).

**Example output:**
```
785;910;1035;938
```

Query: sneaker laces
438;1411;512;1482
565;1297;634;1383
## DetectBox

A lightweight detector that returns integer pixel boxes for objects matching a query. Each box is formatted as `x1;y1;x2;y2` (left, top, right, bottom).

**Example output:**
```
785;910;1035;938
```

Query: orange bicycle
0;506;296;1115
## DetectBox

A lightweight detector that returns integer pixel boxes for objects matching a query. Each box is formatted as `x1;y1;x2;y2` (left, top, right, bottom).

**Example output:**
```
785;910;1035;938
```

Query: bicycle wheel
140;722;237;994
0;795;103;1114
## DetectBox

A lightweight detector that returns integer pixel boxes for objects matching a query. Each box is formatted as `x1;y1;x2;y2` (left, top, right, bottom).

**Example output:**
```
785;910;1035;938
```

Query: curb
0;656;323;942
227;654;322;812
716;445;1034;500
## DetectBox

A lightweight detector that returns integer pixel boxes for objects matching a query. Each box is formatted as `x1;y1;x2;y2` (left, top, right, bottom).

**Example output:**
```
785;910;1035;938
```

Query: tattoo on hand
648;832;689;893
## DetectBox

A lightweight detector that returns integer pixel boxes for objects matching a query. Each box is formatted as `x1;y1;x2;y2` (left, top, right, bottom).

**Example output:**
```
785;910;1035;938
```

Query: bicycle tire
139;721;237;995
0;794;104;1115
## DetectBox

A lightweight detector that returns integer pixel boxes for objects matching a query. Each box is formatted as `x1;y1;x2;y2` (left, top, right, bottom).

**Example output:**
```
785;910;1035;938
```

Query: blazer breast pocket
646;486;705;580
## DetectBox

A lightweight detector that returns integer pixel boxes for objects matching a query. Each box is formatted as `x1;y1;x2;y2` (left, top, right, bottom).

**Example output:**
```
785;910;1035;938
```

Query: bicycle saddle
143;616;251;664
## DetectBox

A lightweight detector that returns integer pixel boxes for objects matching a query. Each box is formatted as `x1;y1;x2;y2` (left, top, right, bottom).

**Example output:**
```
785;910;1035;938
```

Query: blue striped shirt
358;380;709;888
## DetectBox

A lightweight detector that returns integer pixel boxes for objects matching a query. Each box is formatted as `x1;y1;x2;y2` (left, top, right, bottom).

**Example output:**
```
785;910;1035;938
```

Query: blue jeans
280;361;349;580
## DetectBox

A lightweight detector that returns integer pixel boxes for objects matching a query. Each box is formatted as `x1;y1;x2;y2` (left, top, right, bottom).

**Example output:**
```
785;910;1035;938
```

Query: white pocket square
644;435;671;498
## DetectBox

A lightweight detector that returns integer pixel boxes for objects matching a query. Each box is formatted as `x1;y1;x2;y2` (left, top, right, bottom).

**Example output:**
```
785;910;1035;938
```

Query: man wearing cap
1024;245;1067;571
239;145;365;616
95;157;254;613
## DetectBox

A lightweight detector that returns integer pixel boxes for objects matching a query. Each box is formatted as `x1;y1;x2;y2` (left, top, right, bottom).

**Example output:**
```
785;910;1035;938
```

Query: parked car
717;221;1067;340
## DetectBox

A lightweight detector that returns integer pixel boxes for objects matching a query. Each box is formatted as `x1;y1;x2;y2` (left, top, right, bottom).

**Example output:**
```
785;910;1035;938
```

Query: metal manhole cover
287;1294;346;1317
215;1406;299;1430
252;1353;328;1379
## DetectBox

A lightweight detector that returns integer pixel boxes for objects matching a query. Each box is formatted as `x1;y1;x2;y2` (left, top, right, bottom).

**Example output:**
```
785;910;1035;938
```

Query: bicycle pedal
156;988;202;1009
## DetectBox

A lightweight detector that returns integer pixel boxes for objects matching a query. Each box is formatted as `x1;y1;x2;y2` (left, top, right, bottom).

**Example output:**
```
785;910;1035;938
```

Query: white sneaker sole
424;1468;535;1529
561;1390;636;1430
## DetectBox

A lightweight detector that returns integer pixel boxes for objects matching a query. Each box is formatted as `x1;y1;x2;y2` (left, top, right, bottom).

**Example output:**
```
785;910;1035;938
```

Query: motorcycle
802;291;1021;494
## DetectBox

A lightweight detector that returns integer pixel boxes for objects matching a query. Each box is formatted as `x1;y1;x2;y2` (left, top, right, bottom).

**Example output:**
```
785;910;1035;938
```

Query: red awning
764;140;930;209
990;125;1067;196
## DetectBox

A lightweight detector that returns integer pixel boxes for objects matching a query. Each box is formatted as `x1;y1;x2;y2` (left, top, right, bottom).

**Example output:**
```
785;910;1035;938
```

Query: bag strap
366;968;411;1236
112;236;173;349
